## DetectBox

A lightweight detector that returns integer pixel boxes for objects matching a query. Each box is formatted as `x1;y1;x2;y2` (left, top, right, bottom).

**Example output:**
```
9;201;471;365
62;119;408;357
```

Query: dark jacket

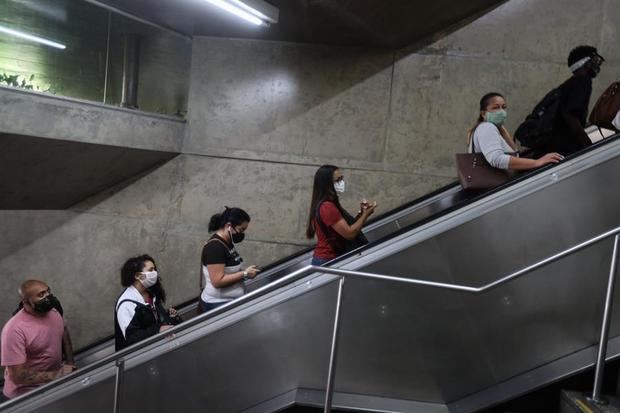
114;286;181;351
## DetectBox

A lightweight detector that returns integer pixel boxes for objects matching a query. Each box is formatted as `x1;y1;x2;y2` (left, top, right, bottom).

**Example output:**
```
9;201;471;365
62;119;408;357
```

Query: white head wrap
570;56;591;73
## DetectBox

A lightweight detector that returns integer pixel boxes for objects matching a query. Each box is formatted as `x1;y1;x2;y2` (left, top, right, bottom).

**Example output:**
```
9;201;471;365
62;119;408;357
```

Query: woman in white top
468;92;564;170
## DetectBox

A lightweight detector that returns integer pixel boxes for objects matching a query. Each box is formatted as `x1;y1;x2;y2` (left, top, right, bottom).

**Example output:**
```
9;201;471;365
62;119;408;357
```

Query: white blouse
470;122;514;170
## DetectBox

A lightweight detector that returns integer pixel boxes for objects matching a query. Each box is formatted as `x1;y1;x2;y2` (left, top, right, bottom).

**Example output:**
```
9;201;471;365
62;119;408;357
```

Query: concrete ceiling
95;0;506;49
0;134;178;209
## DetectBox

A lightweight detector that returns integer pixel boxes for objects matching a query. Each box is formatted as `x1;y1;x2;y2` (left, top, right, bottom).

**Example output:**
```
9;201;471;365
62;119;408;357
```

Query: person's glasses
333;176;344;183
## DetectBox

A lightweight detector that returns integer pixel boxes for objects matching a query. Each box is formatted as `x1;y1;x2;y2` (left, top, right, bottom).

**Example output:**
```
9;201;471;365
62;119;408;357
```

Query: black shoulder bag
315;201;368;256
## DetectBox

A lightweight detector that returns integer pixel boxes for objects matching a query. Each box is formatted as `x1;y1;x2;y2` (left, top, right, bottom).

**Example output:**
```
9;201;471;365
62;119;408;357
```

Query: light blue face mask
486;109;507;126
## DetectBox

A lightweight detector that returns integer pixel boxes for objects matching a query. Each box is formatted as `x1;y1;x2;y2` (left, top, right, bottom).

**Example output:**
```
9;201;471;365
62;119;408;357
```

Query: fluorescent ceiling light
204;0;277;26
0;25;65;49
229;0;271;21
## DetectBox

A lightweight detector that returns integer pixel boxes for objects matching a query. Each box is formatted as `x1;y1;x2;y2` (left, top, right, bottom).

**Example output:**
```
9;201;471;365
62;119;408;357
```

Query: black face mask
231;232;245;244
32;294;63;315
227;227;245;244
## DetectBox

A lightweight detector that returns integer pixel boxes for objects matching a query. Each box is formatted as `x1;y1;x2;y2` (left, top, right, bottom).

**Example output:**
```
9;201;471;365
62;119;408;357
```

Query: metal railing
112;225;619;412
4;227;620;412
317;226;620;411
50;132;620;375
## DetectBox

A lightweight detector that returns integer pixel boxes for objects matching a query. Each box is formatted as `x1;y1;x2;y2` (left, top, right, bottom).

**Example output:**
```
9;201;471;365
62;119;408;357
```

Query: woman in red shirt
306;165;377;266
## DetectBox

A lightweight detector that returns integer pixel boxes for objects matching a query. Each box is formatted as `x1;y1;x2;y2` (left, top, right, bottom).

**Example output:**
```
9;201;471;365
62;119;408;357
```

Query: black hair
208;207;251;232
120;254;166;302
568;45;599;67
306;165;343;239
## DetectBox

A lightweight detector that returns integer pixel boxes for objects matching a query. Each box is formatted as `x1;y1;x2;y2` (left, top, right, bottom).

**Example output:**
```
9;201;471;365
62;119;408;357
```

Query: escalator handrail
322;226;620;292
72;133;620;356
70;184;463;356
5;226;619;409
326;133;620;267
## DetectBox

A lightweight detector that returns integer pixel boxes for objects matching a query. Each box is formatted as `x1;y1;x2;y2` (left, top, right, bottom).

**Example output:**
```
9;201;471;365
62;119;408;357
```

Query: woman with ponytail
199;207;260;312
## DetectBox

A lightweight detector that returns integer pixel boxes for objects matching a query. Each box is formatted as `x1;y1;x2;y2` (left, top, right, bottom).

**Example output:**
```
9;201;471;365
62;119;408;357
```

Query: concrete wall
1;0;619;349
0;86;184;152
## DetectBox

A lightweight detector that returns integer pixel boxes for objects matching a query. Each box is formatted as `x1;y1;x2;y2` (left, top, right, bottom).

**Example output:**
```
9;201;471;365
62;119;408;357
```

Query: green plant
0;73;61;94
0;73;35;90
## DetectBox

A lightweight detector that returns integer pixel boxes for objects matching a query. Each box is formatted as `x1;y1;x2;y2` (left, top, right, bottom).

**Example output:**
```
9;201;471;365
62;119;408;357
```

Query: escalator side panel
42;379;115;413
13;376;115;413
334;244;611;403
7;139;620;412
116;280;340;413
331;154;620;403
362;155;620;287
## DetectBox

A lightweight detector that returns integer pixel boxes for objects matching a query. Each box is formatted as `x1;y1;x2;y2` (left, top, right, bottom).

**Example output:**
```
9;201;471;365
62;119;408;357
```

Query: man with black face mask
1;280;76;399
549;45;605;156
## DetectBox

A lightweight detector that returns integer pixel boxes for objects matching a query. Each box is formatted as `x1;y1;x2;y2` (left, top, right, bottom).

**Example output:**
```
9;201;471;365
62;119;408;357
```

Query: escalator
74;170;472;367
75;133;615;368
2;134;620;413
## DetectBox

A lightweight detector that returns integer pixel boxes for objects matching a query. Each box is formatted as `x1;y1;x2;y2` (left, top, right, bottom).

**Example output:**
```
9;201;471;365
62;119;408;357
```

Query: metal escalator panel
326;137;620;407
72;136;619;367
118;283;339;413
4;276;341;413
5;137;620;413
73;181;467;365
333;244;614;404
244;183;465;292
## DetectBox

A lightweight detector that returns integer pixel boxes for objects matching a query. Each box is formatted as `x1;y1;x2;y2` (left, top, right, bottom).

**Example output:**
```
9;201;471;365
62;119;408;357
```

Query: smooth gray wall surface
0;0;618;350
0;87;184;152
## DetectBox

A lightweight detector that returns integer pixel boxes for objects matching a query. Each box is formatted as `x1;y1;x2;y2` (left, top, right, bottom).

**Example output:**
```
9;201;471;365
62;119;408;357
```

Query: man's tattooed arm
7;364;62;385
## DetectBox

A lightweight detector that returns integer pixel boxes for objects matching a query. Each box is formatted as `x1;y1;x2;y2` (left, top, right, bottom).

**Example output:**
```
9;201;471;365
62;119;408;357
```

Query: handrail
4;226;620;410
319;226;620;294
320;227;620;411
62;133;620;361
75;226;620;364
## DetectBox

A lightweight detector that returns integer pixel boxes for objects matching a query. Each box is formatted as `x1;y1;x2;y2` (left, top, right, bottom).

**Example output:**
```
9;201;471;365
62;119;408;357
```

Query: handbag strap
199;237;231;291
469;124;480;154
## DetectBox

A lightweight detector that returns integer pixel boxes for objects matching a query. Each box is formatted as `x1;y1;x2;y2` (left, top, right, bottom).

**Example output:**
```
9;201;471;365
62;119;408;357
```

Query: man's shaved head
19;280;49;300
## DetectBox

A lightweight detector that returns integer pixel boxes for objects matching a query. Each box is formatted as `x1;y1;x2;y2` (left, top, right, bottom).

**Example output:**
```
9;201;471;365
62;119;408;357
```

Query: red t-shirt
314;201;344;260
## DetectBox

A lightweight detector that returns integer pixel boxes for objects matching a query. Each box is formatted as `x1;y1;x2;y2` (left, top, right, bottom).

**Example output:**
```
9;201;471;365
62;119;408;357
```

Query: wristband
242;270;249;281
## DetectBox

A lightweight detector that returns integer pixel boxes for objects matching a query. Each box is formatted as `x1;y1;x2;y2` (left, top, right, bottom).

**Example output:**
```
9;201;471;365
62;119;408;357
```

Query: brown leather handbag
455;140;510;190
589;82;620;130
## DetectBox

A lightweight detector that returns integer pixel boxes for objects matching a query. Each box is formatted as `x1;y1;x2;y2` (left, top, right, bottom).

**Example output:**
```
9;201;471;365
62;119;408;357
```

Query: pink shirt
1;309;65;399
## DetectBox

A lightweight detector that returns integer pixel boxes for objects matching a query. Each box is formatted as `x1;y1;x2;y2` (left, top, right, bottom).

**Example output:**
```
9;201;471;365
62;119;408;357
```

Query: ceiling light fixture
204;0;278;26
0;24;66;50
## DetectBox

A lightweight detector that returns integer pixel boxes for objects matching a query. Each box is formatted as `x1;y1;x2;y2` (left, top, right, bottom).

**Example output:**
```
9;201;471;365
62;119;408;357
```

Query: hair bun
208;213;222;232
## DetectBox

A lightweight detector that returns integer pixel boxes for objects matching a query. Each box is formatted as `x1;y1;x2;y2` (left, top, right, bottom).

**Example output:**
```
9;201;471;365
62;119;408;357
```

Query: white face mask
139;270;158;288
334;180;346;193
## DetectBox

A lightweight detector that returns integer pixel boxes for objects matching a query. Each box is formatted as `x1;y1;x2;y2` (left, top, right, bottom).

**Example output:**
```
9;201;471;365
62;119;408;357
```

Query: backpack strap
115;299;144;313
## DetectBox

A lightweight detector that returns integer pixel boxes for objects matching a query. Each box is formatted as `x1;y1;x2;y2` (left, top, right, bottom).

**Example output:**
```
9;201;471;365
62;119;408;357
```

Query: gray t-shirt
470;122;514;170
